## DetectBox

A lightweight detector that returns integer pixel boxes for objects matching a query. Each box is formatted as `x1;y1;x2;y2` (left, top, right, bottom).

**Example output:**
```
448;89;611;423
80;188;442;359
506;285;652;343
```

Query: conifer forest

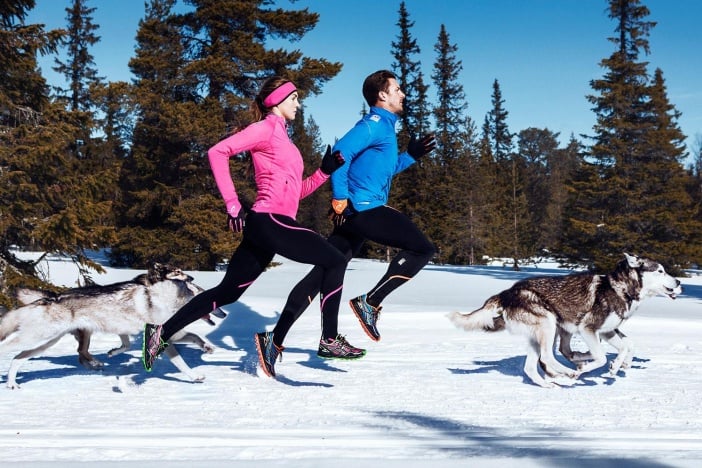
2;0;701;306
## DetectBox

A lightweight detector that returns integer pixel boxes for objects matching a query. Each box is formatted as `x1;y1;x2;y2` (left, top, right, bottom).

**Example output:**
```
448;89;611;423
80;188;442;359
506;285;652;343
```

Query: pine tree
51;0;120;272
52;0;102;112
391;1;427;139
0;0;62;111
112;0;342;269
388;0;432;255
546;135;583;254
426;24;473;264
638;68;702;269
290;108;331;237
516;127;560;256
431;24;466;163
565;0;701;272
487;80;513;163
1;1;121;304
484;79;524;268
90;80;134;159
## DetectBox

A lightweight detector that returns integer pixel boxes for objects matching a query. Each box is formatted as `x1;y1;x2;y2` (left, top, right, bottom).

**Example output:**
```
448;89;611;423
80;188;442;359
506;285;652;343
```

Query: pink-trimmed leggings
160;211;346;346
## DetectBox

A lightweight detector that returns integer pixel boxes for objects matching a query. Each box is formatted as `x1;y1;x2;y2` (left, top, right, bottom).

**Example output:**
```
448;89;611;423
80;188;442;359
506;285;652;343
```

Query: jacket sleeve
207;123;267;213
299;169;330;199
394;151;416;175
330;121;373;200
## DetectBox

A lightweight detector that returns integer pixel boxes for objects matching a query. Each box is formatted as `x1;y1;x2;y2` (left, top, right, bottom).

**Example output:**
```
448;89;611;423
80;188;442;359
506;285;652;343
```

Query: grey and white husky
0;263;215;389
449;253;681;388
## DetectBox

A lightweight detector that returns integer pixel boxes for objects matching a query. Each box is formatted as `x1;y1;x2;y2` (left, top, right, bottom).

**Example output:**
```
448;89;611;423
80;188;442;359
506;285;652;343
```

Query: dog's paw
608;363;625;377
549;377;577;388
536;380;558;389
107;347;128;357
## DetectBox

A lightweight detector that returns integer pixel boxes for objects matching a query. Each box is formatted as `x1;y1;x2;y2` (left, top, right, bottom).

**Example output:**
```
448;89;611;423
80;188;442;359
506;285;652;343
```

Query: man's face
378;78;405;115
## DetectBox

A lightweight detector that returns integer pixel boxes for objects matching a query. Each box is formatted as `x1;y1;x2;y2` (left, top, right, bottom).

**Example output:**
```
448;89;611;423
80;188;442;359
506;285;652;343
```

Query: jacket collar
370;106;398;126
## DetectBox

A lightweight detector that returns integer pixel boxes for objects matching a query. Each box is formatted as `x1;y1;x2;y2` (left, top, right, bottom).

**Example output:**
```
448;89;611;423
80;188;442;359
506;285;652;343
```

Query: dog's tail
448;296;506;333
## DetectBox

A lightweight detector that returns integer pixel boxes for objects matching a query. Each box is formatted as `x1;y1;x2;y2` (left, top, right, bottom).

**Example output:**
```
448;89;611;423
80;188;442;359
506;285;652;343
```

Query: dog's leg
170;330;214;354
74;329;105;370
557;328;574;361
558;328;593;363
163;345;205;382
524;339;555;388
573;329;609;377
602;329;633;376
536;321;577;379
107;335;132;357
6;336;63;389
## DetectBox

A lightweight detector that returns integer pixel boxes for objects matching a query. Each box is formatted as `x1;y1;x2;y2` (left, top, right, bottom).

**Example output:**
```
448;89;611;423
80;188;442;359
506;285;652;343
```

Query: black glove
320;145;345;175
407;133;436;160
227;209;245;233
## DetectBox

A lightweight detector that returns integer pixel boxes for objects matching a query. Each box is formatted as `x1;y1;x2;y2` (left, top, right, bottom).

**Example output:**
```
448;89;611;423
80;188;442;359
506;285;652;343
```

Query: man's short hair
362;70;396;107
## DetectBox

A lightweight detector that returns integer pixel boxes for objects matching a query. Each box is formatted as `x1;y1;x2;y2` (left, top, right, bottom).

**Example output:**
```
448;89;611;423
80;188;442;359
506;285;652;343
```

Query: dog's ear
147;262;166;283
623;252;643;268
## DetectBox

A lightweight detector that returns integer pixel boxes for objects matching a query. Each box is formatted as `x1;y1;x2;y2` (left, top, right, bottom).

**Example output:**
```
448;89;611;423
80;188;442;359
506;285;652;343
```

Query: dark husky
449;253;681;388
0;263;216;389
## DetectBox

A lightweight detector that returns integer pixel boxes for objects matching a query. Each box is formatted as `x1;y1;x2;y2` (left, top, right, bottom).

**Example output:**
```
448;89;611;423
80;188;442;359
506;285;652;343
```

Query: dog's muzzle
665;280;682;299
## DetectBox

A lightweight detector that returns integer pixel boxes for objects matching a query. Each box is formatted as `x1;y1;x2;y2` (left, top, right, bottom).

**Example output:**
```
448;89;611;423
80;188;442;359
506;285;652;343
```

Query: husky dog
449;253;681;388
0;263;215;389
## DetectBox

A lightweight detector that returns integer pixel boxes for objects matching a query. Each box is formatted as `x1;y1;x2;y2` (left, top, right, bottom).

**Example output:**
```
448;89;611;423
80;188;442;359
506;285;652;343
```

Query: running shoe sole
349;299;381;342
254;333;276;378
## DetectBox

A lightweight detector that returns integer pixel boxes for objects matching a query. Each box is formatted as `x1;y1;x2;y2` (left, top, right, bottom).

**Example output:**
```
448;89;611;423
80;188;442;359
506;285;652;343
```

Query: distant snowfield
2;252;702;467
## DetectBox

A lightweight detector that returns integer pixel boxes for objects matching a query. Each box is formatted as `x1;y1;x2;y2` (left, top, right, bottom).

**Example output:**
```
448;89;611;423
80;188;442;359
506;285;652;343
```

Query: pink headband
262;82;297;107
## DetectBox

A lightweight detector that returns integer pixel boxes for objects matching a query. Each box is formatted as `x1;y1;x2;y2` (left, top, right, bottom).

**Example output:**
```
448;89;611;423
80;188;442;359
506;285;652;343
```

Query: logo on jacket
370;115;380;122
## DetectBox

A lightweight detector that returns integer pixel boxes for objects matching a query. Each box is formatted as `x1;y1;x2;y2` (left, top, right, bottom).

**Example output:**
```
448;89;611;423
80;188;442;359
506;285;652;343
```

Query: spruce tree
484;79;524;269
0;1;114;304
290;108;331;237
428;24;471;264
431;24;466;163
638;68;702;268
546;135;583;254
391;1;427;140
0;0;61;111
389;1;432;252
113;0;342;269
516;127;560;256
565;0;701;271
52;0;102;112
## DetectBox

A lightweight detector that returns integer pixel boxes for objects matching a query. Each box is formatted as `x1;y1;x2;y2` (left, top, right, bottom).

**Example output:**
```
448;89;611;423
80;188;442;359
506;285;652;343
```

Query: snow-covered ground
2;252;702;467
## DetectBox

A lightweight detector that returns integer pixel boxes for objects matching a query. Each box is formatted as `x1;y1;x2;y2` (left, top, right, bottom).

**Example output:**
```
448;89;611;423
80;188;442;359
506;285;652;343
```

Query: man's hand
331;199;347;214
329;199;354;227
320;145;345;175
407;133;436;160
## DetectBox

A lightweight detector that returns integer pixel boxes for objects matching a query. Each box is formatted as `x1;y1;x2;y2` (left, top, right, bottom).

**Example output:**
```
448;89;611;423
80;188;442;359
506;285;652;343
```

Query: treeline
2;0;702;305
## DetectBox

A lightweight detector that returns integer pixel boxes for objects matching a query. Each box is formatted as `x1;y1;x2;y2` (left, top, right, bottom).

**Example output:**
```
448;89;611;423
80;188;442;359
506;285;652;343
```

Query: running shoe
142;323;168;372
349;294;382;341
317;334;366;359
254;331;284;377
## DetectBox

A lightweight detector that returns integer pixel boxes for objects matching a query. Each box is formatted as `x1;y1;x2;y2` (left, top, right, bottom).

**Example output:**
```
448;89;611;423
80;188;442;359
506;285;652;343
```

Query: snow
2;252;702;467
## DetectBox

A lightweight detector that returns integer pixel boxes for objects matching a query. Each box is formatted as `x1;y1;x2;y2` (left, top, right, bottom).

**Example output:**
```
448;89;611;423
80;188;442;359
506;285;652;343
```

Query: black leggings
161;211;347;348
274;205;435;341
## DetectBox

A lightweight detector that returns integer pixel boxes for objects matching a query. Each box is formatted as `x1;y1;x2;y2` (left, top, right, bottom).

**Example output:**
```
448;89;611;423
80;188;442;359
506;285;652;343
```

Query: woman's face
272;91;300;121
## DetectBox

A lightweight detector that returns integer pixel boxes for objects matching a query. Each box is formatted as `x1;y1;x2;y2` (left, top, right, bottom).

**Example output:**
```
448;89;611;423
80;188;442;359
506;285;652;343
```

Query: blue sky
28;0;702;157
